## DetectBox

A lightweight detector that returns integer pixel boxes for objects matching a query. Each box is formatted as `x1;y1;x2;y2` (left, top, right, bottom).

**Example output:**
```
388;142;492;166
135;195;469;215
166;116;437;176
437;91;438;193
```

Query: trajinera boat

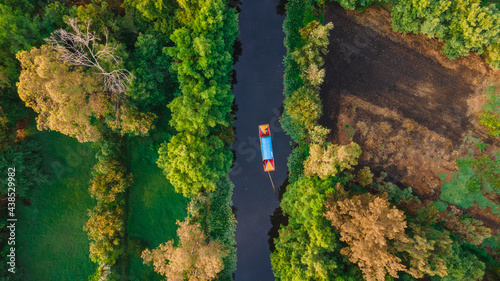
259;124;275;172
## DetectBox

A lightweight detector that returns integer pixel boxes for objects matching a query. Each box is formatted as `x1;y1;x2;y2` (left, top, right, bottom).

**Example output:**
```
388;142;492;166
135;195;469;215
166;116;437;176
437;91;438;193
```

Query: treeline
85;134;129;280
134;0;239;280
275;1;364;279
332;0;500;69
272;1;500;280
156;0;237;198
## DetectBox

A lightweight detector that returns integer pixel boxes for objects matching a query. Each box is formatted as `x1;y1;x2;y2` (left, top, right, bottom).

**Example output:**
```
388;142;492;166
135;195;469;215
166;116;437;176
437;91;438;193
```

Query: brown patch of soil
15;118;29;141
320;4;500;229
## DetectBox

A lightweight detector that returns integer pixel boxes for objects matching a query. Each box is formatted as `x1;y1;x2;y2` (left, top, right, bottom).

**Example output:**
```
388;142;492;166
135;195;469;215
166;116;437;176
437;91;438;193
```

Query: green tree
390;0;500;68
271;177;362;280
157;0;238;198
373;172;420;205
431;242;485;281
124;0;178;36
391;0;451;36
442;0;500;60
287;145;310;183
0;0;44;126
167;0;237;135
479;89;500;138
281;20;333;142
283;87;322;131
76;0;122;37
157;132;232;197
0;1;40;89
127;32;176;109
335;0;376;10
167;83;233;136
207;177;237;281
395;204;453;279
39;2;74;35
0;107;14;152
0;140;49;198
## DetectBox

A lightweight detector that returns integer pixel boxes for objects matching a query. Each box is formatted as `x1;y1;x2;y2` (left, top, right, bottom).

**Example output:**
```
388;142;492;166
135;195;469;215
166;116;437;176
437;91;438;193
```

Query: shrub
479;87;500;137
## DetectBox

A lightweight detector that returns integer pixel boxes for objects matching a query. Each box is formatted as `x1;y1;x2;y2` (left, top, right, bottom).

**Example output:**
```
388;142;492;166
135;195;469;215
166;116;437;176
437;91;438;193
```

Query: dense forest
1;0;500;281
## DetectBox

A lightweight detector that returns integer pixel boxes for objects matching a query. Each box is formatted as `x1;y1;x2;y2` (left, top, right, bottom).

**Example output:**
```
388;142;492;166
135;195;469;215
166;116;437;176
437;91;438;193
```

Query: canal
230;0;291;280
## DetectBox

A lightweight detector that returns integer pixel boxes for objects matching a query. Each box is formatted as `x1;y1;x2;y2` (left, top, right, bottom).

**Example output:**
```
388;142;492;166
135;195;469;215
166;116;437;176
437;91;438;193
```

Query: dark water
230;0;290;280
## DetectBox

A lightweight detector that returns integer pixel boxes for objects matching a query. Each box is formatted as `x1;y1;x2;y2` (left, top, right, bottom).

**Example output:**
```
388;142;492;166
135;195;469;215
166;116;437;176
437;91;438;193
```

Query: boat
259;124;275;172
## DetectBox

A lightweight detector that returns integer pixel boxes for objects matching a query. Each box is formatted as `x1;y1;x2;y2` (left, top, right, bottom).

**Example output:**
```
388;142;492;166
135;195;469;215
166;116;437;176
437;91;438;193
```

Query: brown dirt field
320;4;500;231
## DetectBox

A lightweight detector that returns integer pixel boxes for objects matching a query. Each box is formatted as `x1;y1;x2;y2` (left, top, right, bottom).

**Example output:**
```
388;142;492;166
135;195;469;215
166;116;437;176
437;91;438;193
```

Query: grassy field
125;137;187;280
15;112;185;280
16;130;96;280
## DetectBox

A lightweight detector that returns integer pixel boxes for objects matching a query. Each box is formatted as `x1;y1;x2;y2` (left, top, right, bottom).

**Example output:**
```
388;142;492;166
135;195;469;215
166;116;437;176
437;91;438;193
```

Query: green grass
125;137;187;280
16;130;96;280
440;164;500;215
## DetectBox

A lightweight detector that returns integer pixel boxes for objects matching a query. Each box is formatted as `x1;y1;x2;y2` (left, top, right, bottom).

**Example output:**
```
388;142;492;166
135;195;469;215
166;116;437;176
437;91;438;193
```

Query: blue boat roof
261;136;273;160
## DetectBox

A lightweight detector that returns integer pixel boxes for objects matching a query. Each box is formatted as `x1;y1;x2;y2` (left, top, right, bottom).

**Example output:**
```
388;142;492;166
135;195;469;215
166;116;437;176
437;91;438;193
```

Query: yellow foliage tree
324;190;408;281
17;45;155;142
142;220;228;281
304;141;361;179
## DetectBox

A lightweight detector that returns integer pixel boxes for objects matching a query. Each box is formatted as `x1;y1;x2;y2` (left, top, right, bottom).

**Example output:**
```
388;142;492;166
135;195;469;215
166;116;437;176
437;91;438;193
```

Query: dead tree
45;18;134;96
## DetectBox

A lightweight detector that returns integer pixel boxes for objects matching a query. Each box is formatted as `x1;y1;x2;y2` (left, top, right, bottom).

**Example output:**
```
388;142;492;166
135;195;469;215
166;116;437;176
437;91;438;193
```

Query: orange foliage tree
324;188;408;281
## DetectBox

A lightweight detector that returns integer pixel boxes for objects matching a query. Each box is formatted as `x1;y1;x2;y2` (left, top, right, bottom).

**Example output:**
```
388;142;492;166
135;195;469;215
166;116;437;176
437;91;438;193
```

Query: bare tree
45;18;134;95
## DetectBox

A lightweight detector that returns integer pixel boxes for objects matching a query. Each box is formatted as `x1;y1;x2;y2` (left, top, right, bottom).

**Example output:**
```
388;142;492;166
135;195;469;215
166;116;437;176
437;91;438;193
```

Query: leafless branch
45;18;134;95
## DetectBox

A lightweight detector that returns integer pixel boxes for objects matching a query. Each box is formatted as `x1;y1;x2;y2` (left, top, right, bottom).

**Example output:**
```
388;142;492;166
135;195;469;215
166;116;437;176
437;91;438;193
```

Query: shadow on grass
16;130;96;280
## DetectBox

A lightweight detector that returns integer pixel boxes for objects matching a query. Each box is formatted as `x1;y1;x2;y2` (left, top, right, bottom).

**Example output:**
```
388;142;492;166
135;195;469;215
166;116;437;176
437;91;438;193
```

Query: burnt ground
320;4;500;230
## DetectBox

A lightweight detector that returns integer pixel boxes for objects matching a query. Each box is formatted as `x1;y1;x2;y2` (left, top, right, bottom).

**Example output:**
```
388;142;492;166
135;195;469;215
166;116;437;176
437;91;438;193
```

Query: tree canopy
167;0;237;136
142;219;228;281
17;44;154;142
158;0;238;197
157;132;232;197
325;190;408;281
271;176;363;281
304;142;361;179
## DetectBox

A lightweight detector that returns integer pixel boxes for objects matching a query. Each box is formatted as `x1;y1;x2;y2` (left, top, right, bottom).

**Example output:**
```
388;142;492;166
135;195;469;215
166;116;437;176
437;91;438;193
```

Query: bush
288;145;310;183
335;0;377;11
479;87;500;137
207;177;237;281
0;140;49;198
